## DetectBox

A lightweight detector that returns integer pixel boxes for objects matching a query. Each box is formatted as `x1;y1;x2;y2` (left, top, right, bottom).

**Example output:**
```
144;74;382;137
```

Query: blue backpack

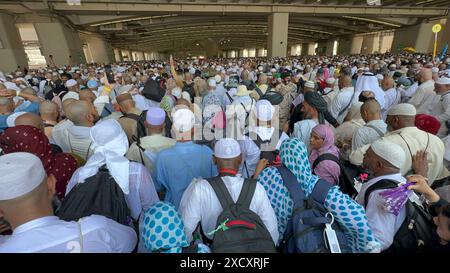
276;166;349;253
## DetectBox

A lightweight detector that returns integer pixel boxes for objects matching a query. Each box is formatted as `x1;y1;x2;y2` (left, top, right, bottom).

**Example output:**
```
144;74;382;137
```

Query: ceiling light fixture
342;16;401;28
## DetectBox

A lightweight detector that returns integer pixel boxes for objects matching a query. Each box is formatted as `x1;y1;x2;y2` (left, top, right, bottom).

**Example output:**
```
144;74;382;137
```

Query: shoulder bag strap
365;124;385;138
206;177;235;210
312;153;340;173
363;179;398;209
236;178;257;209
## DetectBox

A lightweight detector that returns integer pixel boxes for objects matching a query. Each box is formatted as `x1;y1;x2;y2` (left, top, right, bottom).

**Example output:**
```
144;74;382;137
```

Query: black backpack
363;179;435;252
120;110;148;144
276;166;349;253
254;86;284;105
142;78;165;102
312;153;359;198
206;177;277;253
56;165;131;226
248;130;284;164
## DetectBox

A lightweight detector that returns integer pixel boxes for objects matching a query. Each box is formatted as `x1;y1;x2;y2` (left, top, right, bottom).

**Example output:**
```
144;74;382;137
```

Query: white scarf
77;119;130;194
355;72;386;109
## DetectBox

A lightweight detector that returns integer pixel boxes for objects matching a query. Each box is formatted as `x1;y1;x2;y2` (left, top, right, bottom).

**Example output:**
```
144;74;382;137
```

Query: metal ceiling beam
1;2;446;17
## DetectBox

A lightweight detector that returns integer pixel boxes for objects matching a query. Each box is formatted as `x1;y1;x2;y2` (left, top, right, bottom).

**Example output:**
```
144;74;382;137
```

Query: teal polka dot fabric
142;201;189;253
257;138;380;252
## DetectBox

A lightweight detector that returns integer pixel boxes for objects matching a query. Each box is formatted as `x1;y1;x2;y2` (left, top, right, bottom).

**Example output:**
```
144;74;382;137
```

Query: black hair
441;203;450;232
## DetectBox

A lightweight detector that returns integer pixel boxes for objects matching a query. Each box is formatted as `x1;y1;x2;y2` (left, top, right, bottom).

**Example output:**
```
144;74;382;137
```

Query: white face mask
172;88;182;98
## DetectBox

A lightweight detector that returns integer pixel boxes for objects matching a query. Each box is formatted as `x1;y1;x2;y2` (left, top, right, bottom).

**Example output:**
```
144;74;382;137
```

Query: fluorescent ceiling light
90;14;178;27
342;16;401;28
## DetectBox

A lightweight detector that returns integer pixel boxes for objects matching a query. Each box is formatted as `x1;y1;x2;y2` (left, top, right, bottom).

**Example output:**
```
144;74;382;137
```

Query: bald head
39;100;59;121
20;87;37;96
339;75;352;89
381;76;395;91
0;97;14;113
176;98;191;108
361;99;381;122
15;113;43;129
419;68;432;83
79;89;96;103
65;100;97;126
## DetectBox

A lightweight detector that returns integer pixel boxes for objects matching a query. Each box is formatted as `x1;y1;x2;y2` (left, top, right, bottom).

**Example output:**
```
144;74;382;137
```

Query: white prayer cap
208;79;216;87
172;87;182;99
172;108;195;133
326;77;335;84
118;84;134;94
376;74;384;81
258;66;264;72
0;152;46;201
370;139;405;169
387;103;416;116
6;111;26;127
66;79;77;88
435;77;450;85
389;64;397;68
432;67;439;73
305;81;315;89
61;91;80;102
255;99;275;122
214;138;241;159
189;68;196;75
214;75;222;83
270;68;277;73
236;85;252;97
182;91;191;102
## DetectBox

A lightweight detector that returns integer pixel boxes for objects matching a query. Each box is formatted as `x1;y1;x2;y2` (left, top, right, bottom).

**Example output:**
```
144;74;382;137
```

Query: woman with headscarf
65;119;160;252
141;201;210;253
0;125;78;200
257;138;380;252
309;124;341;185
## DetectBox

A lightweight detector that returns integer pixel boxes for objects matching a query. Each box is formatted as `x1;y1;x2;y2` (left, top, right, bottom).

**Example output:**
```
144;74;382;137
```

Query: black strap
206;177;235;210
225;91;234;103
236;179;257;209
120;113;140;121
312;153;340;173
363;179;398;209
365;124;385;138
338;89;356;118
254;86;263;97
43;123;55;128
398;132;429;163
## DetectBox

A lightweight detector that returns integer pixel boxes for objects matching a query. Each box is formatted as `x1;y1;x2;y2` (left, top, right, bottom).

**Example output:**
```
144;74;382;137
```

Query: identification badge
324;212;341;253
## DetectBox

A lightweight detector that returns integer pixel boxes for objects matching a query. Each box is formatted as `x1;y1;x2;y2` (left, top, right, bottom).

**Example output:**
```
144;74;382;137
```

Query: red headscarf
0;125;78;199
415;114;441;135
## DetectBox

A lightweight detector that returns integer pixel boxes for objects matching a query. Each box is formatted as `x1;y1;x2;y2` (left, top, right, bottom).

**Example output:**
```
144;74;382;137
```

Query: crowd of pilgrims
0;53;449;253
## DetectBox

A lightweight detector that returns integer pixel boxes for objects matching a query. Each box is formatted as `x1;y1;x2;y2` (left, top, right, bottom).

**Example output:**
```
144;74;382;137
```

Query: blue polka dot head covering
142;201;189;253
279;138;319;196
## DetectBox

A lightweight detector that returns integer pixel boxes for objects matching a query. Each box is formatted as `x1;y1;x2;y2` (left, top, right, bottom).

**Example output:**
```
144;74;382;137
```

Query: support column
267;13;289;58
301;43;309;55
350;36;364;54
114;49;123;62
307;43;316;55
0;13;28;72
337;37;352;55
392;22;437;53
80;34;114;64
34;22;85;66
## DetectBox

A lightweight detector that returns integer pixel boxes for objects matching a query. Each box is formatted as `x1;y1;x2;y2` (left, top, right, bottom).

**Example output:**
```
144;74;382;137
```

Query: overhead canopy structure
1;0;449;53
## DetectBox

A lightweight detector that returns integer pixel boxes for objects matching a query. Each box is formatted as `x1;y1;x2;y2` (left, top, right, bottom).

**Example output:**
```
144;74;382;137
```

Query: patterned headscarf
309;124;340;165
0;125;78;199
258;138;380;252
142;202;190;253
